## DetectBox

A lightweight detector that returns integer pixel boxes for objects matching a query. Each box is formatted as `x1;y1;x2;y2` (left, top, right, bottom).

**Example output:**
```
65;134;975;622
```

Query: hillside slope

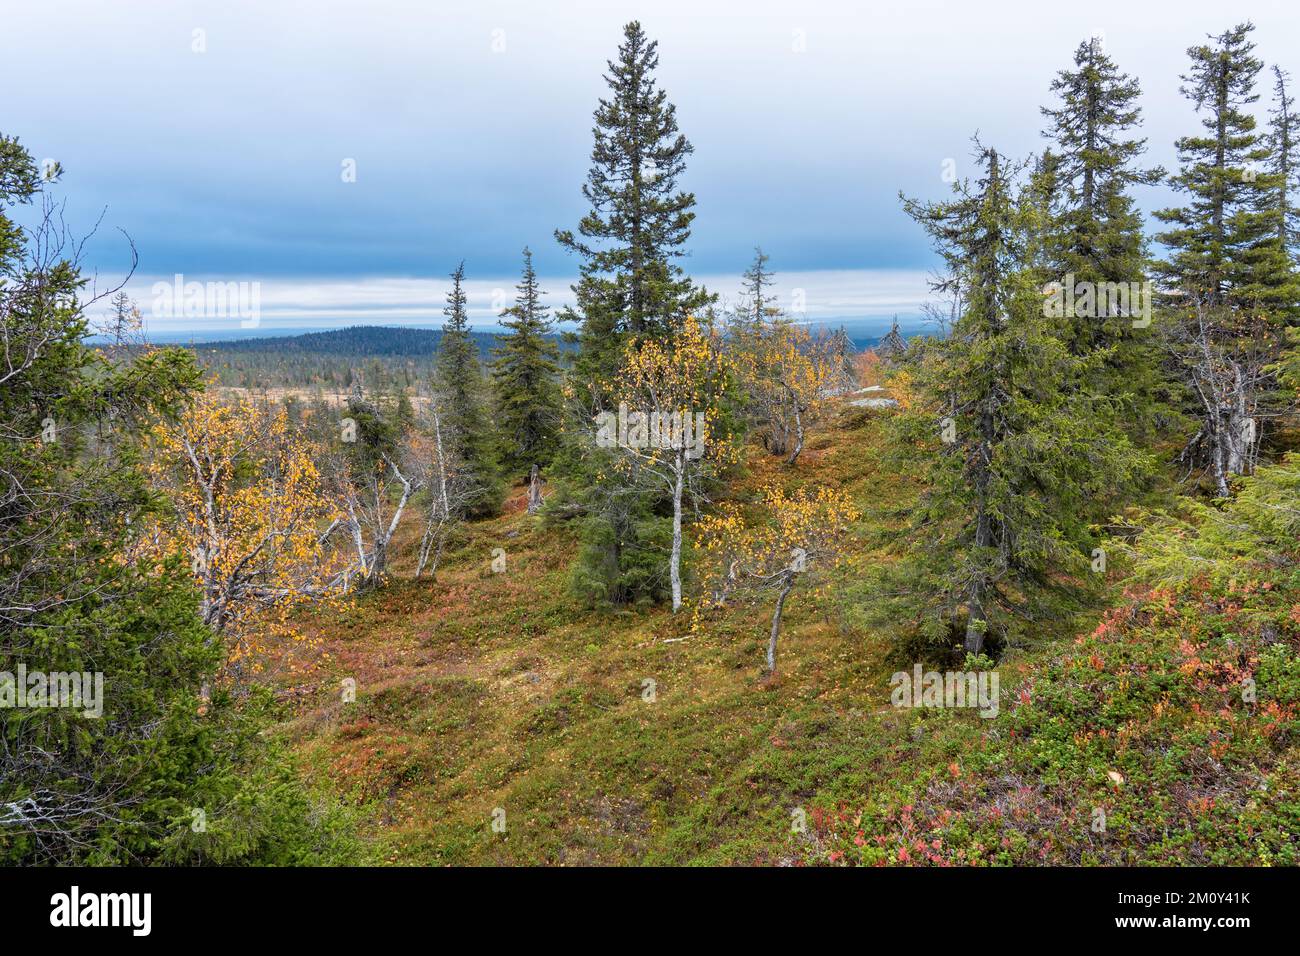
274;406;1300;865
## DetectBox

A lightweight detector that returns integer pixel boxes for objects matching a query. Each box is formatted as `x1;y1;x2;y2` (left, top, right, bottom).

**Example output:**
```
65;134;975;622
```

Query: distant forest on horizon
177;322;892;390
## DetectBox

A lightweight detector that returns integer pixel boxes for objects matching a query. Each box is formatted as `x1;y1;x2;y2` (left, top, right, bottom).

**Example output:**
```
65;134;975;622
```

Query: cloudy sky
3;0;1298;335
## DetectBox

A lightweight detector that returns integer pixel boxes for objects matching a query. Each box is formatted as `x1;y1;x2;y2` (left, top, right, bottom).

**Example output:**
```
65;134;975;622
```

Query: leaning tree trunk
767;571;795;673
415;515;446;579
433;405;451;518
367;457;414;582
417;407;452;578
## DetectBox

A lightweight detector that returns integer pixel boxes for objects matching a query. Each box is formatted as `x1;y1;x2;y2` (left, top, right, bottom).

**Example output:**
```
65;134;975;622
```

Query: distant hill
181;324;574;391
185;325;499;357
183;320;923;358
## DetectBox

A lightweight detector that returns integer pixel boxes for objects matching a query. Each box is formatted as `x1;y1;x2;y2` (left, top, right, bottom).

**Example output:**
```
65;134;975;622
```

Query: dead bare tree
409;396;477;579
322;385;422;588
1162;301;1283;496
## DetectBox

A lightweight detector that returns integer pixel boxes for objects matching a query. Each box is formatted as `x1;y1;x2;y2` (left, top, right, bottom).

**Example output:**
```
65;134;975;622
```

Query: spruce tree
435;261;502;517
0;132;344;864
555;20;713;392
1038;37;1168;439
552;22;713;606
1041;37;1163;343
1267;67;1300;388
1265;66;1300;260
888;143;1148;656
1154;22;1291;311
1153;23;1299;493
737;246;779;328
491;247;561;512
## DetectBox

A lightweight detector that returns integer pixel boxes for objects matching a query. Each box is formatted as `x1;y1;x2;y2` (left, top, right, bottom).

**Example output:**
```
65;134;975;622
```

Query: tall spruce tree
552;22;713;607
1266;66;1300;259
555;20;713;392
1037;37;1169;441
1041;37;1164;345
435;261;502;517
1154;24;1299;493
887;143;1148;656
1267;67;1300;390
491;247;561;513
1154;23;1293;311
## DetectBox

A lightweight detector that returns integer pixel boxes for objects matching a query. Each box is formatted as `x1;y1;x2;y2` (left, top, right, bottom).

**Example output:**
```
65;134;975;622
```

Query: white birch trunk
670;450;684;612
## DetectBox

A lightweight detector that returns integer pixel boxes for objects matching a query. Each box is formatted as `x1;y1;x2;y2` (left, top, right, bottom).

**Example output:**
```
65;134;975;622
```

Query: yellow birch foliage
695;483;860;612
609;315;739;463
142;393;349;683
727;318;838;458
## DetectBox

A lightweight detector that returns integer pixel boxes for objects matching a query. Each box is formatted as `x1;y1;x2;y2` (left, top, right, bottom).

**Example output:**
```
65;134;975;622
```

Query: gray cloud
6;0;1297;329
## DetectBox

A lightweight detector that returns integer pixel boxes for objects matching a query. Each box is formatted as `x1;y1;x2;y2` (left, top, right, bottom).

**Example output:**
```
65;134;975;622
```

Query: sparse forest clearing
4;4;1300;911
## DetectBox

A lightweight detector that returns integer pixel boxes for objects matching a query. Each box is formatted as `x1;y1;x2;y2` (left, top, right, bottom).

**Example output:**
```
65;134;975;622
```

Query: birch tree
144;394;348;681
596;316;735;611
695;485;858;673
726;310;839;465
0;132;340;864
